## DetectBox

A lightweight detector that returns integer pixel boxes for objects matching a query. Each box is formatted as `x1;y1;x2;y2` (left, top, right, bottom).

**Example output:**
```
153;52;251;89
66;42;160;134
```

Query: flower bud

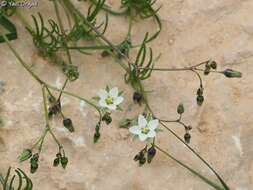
197;88;203;96
30;162;39;174
134;154;141;161
93;132;101;143
18;149;32;162
177;103;184;114
102;113;112;125
30;153;39;163
63;65;79;81
101;50;111;57
53;157;60;167
48;103;61;117
210;61;217;69
61;157;68;169
48;95;56;103
185;125;192;131
147;146;156;163
196;95;204;106
139;157;146;166
184;133;191;144
204;67;210;75
63;118;74;132
223;69;242;78
95;123;100;133
30;153;39;173
204;63;211;75
133;91;143;104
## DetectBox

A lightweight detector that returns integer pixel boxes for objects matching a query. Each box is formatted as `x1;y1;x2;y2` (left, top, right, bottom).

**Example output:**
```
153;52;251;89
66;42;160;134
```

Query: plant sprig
61;3;234;189
2;34;102;173
26;13;63;57
0;167;33;190
1;1;243;189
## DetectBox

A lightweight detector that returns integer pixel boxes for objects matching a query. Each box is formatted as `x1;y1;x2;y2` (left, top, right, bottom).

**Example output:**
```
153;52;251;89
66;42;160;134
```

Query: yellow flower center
105;97;114;105
141;127;150;135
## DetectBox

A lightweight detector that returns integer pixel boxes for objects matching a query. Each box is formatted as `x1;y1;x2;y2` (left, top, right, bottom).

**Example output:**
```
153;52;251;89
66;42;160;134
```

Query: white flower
129;114;159;141
97;87;124;111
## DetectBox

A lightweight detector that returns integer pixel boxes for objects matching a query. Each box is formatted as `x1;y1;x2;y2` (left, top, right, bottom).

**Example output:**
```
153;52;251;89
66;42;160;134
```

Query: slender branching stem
155;145;225;190
53;0;72;65
3;35;102;123
159;121;230;190
2;2;231;189
54;3;229;189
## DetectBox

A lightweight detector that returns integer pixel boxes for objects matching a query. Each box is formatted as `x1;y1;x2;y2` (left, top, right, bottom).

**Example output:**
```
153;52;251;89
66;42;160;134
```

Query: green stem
15;9;33;32
62;0;130;72
53;0;73;65
159;121;230;190
38;128;49;153
2;35;43;84
127;10;133;38
89;0;128;16
42;85;62;149
3;35;102;122
31;129;48;150
0;174;4;186
46;83;102;122
57;78;68;101
155;145;225;190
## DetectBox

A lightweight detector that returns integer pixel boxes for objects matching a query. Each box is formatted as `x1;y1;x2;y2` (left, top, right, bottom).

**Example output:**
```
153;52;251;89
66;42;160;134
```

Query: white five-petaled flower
129;115;159;141
98;87;124;111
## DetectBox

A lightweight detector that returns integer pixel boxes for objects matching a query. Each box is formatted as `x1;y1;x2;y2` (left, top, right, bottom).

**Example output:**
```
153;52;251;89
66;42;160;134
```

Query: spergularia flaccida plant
0;0;243;189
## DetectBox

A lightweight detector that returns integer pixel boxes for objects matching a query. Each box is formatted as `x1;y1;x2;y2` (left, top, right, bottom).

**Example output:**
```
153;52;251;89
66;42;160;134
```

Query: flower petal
98;89;108;99
99;99;107;108
147;130;156;138
139;133;148;141
138;115;147;127
148;119;159;130
114;96;124;105
109;87;118;98
129;126;141;135
106;104;117;110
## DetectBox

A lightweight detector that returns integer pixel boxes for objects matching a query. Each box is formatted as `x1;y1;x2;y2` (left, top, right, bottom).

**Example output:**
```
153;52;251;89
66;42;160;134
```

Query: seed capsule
196;95;204;106
185;125;192;131
63;118;74;132
30;153;39;163
184;133;191;144
101;50;110;57
139;157;146;166
133;91;143;104
204;67;210;75
18;149;32;162
63;65;79;81
102;113;112;125
210;61;217;69
53;157;60;167
134;154;141;161
48;95;56;103
61;157;68;169
93;132;101;143
147;146;156;163
223;69;242;78
197;88;203;96
177;103;184;114
30;162;39;174
48;103;61;117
